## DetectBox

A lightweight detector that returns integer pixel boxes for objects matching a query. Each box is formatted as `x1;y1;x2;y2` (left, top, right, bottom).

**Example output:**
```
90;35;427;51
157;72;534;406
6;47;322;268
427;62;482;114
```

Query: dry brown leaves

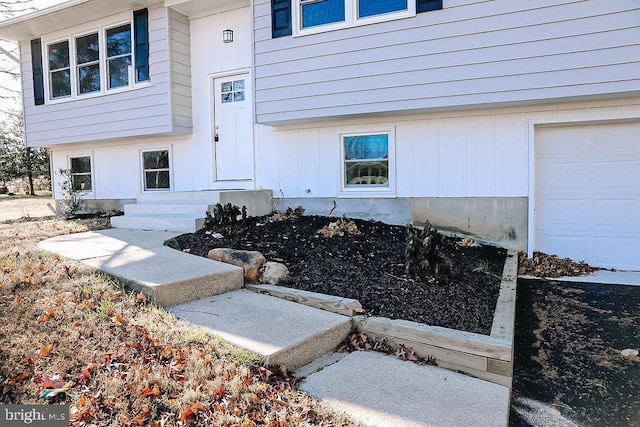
0;218;361;427
518;251;598;278
336;332;437;366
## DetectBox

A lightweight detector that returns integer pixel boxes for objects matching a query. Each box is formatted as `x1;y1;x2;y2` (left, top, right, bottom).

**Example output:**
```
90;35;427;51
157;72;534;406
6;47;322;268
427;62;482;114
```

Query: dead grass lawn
0;216;359;426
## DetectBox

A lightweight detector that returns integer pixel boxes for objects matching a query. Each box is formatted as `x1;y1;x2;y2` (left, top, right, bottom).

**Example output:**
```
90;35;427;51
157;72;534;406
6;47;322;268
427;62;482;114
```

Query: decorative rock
261;262;289;285
621;348;639;357
208;248;266;283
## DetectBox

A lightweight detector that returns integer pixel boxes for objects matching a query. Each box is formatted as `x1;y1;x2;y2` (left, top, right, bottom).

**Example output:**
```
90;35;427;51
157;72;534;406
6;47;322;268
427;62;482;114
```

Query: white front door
213;73;253;181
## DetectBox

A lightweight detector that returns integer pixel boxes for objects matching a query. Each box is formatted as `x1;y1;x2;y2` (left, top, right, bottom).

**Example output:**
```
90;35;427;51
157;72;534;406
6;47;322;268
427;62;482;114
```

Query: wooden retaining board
250;250;518;388
246;283;364;317
355;249;518;388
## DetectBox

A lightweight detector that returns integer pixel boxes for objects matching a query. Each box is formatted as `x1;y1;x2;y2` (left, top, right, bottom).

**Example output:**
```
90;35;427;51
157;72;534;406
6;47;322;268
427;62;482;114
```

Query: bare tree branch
0;44;18;64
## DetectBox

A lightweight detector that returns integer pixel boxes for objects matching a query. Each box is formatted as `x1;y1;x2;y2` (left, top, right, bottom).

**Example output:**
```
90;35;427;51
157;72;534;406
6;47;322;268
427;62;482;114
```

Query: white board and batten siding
184;3;252;186
256;96;640;199
253;0;640;125
21;3;193;148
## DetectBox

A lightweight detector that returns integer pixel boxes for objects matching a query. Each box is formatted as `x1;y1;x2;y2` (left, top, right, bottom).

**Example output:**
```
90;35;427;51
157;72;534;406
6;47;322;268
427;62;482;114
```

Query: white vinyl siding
20;3;193;147
168;8;192;134
253;0;640;124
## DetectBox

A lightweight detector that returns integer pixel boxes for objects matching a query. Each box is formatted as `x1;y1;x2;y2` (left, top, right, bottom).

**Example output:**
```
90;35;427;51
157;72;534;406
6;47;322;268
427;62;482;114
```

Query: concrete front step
123;203;211;216
37;229;244;305
110;214;205;233
136;190;223;204
111;189;274;233
168;289;353;370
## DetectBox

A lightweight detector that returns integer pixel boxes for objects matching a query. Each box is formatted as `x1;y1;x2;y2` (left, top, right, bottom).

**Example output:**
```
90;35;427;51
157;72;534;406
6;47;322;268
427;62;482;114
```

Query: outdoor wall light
223;29;233;43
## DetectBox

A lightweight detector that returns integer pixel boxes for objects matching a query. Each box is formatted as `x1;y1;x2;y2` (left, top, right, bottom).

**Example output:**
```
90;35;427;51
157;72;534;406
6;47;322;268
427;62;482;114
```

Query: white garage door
535;121;640;271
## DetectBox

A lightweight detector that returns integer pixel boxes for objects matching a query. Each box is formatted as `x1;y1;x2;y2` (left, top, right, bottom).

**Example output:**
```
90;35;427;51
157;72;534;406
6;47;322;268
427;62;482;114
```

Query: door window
221;80;245;103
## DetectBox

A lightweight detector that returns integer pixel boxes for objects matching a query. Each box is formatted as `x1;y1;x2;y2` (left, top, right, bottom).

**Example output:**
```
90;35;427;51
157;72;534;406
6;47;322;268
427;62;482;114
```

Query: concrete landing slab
300;351;510;427
168;289;352;370
37;229;244;305
556;270;640;286
37;228;177;260
82;247;243;305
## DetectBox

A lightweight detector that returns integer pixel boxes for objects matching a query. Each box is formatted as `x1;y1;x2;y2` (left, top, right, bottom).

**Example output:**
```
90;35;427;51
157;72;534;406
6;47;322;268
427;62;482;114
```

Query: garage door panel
536;198;587;229
537;126;595;157
593;236;636;269
594;122;640;154
594;160;637;190
537;234;589;263
536;162;586;194
593;199;634;228
535;121;640;271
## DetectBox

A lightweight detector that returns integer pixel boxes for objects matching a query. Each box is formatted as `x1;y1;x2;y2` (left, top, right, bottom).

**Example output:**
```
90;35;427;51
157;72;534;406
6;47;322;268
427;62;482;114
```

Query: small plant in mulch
473;260;503;280
202;203;248;237
404;223;452;285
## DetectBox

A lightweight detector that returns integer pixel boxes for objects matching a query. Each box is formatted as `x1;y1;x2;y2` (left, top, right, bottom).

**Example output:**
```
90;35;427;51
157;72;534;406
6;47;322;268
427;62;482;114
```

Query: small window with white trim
69;155;93;192
341;132;394;192
142;150;171;191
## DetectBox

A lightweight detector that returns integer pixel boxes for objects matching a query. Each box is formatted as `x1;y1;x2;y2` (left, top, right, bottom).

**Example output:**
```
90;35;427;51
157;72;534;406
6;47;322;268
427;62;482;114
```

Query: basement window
69;155;93;192
142;150;171;191
341;131;395;196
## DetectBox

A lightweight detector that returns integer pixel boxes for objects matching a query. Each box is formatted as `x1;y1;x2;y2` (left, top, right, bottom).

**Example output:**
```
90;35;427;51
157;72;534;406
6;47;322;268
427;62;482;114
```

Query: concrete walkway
520;270;640;287
37;228;511;426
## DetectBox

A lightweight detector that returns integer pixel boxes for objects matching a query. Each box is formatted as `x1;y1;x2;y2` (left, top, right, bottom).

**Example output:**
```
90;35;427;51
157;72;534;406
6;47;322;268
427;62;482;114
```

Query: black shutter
133;8;149;82
272;0;292;38
417;0;443;13
30;39;45;106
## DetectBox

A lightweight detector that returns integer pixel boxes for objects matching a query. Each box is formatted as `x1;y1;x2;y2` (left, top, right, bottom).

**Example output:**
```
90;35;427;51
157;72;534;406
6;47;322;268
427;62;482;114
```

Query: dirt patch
0;195;57;222
173;214;507;335
511;278;640;426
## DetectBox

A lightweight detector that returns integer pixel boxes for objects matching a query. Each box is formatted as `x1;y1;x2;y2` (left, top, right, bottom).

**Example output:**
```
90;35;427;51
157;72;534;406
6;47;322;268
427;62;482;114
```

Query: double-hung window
142;150;171;191
76;32;100;94
42;9;148;103
296;0;415;34
48;41;71;99
69;156;93;192
358;0;409;18
341;131;395;194
300;0;345;29
106;24;132;89
271;0;442;38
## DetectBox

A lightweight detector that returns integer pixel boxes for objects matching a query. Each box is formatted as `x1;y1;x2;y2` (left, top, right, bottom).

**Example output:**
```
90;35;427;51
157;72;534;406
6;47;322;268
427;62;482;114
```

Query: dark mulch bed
172;215;507;335
511;278;640;427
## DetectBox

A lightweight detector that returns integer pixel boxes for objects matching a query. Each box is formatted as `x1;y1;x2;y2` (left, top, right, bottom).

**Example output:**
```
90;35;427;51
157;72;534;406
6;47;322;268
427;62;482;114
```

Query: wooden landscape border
247;249;518;388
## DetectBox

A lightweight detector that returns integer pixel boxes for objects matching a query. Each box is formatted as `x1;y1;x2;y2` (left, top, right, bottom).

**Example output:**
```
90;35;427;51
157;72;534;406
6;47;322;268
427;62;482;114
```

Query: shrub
202;203;248;236
57;168;85;218
404;223;451;285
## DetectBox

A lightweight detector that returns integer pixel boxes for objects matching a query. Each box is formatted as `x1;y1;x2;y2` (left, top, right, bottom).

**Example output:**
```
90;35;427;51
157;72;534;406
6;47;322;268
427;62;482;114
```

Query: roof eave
0;0;158;41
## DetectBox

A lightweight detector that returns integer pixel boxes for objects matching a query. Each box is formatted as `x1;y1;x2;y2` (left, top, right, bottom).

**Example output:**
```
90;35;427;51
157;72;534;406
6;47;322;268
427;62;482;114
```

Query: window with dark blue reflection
358;0;407;18
301;0;345;28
